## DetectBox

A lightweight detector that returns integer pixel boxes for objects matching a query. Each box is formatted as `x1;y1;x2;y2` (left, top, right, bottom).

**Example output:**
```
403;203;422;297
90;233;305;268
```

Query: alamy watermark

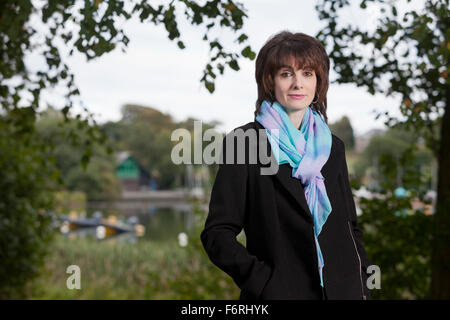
366;264;381;290
66;264;81;290
171;121;383;293
170;120;280;175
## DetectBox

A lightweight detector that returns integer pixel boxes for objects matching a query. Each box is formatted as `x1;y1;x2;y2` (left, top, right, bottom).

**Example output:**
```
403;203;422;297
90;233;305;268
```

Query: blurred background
0;0;448;299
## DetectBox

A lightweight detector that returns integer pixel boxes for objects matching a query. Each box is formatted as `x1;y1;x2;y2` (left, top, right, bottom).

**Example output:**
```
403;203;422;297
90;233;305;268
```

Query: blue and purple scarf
256;100;332;287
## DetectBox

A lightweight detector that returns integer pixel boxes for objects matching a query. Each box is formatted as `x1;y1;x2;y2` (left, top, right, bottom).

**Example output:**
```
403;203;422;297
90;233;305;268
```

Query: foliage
1;0;254;120
53;191;87;214
1;0;252;297
118;105;182;189
329;115;355;150
65;157;122;201
353;127;434;191
37;104;221;194
314;0;449;298
0;112;59;298
315;0;447;154
36;107;122;201
1;0;252;176
354;141;433;299
105;104;220;189
358;193;432;299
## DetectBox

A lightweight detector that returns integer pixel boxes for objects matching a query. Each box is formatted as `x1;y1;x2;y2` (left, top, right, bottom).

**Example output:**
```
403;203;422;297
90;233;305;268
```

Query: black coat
200;120;372;300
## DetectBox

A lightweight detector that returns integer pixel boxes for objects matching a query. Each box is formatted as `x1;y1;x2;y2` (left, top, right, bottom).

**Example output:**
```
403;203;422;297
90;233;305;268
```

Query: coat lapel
254;120;337;223
275;163;314;222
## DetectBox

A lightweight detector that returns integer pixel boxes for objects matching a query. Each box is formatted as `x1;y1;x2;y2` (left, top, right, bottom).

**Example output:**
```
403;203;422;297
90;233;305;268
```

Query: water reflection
64;227;141;244
61;202;195;243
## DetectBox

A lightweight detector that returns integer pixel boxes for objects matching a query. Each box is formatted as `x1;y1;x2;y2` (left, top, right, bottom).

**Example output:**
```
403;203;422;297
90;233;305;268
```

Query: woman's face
273;62;317;112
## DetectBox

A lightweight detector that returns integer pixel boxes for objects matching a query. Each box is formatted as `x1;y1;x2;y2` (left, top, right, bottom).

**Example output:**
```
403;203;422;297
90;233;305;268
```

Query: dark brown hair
254;31;330;123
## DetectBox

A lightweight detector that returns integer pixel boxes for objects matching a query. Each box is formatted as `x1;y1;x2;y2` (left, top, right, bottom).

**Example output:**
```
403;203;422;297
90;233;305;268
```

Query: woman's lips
288;94;306;100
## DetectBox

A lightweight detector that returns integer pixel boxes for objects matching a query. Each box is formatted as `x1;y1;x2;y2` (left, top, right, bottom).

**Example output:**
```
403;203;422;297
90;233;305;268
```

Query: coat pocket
240;261;273;300
258;267;277;300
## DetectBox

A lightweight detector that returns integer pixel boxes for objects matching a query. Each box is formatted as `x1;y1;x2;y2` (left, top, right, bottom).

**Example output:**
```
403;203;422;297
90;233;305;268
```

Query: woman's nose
292;77;303;89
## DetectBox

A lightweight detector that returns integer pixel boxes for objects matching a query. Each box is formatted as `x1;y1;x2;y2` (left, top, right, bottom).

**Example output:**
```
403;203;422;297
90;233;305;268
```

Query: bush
0;112;59;298
358;192;432;299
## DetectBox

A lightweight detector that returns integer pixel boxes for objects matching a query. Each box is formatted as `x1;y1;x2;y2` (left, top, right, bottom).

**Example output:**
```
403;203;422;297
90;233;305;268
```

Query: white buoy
178;232;188;247
96;226;106;240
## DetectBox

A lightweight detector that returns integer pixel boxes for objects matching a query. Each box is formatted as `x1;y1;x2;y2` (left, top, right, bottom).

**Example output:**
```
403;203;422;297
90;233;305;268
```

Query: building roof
116;151;131;164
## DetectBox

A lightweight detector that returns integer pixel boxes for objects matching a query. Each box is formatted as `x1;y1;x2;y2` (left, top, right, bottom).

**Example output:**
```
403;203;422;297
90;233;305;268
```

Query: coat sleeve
339;140;373;299
200;133;272;299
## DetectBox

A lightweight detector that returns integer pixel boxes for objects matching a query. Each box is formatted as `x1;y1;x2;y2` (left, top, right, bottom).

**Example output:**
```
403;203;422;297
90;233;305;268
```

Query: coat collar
253;120;339;223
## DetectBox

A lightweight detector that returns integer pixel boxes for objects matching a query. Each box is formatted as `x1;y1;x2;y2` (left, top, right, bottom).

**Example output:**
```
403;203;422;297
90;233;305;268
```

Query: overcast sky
30;0;423;136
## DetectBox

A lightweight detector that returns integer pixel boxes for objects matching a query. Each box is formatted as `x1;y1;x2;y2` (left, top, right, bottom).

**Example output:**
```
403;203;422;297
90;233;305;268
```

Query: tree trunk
430;102;450;299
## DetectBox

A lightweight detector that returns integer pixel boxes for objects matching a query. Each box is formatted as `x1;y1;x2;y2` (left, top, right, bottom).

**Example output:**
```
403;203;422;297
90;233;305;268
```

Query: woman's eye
280;71;313;78
280;72;292;77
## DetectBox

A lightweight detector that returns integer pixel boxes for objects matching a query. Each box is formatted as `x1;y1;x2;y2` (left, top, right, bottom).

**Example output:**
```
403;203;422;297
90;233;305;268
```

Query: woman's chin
283;103;308;112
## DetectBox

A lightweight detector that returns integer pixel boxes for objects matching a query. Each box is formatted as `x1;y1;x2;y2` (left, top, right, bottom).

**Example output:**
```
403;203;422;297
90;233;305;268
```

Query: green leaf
217;63;224;75
392;6;397;17
62;106;70;117
228;60;239;71
241;45;251;57
81;153;90;169
177;41;185;49
236;33;248;44
204;81;215;93
241;46;256;60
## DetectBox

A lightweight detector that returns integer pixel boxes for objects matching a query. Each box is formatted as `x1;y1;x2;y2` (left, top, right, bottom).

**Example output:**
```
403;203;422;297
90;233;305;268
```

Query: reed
29;233;240;299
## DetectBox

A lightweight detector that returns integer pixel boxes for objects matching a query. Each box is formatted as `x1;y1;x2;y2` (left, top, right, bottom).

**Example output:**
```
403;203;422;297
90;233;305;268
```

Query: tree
36;107;122;201
1;0;255;178
353;126;434;192
0;0;254;297
117;104;219;189
1;0;254;121
315;0;449;298
329;115;355;150
0;111;59;298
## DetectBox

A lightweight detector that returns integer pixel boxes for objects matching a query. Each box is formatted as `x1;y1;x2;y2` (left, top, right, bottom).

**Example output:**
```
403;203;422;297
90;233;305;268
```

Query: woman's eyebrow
279;65;314;71
279;65;295;71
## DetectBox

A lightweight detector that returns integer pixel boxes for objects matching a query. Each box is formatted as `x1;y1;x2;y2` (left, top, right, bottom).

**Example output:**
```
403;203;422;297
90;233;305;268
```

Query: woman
200;31;372;300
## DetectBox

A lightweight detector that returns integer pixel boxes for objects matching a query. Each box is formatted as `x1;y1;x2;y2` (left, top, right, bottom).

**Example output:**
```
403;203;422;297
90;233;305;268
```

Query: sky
29;0;422;136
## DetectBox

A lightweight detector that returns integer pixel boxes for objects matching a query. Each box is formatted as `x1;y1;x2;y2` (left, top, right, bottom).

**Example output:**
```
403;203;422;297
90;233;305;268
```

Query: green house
115;152;156;191
116;157;140;179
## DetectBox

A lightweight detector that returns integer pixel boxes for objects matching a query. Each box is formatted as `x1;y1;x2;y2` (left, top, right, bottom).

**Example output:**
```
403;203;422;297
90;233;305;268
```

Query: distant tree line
35;104;220;201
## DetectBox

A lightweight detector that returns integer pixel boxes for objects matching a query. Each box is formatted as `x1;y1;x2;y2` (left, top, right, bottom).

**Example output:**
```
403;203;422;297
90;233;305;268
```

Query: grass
29;231;241;299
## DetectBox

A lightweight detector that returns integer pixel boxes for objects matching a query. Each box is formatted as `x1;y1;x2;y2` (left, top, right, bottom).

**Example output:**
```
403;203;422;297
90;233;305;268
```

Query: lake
59;200;202;244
